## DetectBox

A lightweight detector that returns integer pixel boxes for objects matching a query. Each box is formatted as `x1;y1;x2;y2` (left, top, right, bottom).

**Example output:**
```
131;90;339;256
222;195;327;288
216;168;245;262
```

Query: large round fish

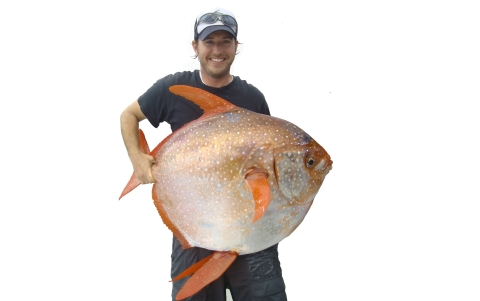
119;85;332;300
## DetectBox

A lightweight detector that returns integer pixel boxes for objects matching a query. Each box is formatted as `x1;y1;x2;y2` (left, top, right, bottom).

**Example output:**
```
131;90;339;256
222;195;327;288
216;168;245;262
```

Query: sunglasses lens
197;13;237;35
221;15;237;28
199;13;218;23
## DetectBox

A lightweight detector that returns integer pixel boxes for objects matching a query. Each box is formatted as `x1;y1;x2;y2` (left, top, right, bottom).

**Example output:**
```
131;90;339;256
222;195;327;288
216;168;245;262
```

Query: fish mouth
317;158;333;173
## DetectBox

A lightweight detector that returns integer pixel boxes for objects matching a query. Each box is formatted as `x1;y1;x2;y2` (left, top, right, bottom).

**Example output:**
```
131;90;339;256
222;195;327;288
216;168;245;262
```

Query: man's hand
120;100;156;184
130;152;156;184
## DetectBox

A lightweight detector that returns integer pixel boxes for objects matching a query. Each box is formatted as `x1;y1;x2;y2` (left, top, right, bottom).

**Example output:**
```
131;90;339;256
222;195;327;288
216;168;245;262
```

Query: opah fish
119;85;332;300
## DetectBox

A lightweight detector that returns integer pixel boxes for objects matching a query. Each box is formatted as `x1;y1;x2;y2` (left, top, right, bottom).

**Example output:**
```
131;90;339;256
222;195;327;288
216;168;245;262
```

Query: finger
148;170;155;183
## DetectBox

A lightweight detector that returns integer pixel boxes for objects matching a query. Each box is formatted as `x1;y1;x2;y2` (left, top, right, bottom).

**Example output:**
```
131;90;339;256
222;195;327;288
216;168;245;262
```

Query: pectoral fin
174;251;238;300
245;168;271;223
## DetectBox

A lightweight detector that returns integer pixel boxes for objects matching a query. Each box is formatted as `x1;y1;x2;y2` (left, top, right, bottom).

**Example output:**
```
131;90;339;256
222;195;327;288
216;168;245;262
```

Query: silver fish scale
152;108;331;254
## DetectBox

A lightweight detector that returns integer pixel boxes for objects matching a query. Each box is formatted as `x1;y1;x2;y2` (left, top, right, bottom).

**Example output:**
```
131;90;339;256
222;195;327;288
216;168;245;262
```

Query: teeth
211;59;224;62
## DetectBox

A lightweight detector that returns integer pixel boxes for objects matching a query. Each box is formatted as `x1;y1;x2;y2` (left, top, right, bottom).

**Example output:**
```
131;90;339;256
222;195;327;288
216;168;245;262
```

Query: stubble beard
200;58;232;80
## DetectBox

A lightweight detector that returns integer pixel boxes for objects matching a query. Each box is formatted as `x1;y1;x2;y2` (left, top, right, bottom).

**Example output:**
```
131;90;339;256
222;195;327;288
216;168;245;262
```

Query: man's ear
192;40;198;55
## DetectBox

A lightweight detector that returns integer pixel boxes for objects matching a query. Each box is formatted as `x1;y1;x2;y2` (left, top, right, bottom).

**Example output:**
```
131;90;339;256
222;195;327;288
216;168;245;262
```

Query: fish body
119;85;332;299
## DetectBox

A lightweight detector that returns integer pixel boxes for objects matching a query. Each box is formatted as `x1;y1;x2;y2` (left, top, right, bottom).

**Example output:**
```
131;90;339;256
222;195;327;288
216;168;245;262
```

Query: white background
1;0;479;300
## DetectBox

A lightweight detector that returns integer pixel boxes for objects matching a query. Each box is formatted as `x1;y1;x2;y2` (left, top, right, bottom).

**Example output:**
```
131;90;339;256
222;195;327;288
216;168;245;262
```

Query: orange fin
169;85;236;117
171;253;214;282
118;173;140;200
152;184;192;249
175;251;238;301
245;168;271;223
119;130;151;200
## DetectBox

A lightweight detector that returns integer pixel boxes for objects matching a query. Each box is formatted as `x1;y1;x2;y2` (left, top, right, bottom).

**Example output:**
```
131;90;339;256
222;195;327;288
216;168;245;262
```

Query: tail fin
174;251;238;300
119;129;150;200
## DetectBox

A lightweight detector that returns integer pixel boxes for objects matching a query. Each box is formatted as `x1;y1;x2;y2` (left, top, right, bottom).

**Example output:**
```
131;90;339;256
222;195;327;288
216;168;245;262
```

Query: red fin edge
175;251;238;300
152;184;192;249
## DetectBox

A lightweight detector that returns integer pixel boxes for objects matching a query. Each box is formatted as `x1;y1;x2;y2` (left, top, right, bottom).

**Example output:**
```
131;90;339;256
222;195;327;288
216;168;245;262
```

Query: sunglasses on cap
196;12;238;34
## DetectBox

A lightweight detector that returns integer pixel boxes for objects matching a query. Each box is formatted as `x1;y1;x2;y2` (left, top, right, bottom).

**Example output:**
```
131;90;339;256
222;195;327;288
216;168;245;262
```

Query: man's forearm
120;109;142;158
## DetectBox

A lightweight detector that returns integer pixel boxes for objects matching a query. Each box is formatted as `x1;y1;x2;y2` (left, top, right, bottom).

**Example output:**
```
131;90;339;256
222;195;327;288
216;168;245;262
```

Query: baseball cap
194;8;238;40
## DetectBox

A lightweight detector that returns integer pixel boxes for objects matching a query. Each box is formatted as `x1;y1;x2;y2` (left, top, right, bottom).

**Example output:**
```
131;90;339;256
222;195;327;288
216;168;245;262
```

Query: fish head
273;133;332;205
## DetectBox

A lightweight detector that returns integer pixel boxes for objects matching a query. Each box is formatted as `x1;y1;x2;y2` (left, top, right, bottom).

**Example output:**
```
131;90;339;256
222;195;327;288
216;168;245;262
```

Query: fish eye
305;155;316;169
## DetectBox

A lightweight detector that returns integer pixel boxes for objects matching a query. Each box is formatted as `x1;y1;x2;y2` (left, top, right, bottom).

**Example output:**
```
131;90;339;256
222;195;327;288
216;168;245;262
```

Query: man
120;8;288;301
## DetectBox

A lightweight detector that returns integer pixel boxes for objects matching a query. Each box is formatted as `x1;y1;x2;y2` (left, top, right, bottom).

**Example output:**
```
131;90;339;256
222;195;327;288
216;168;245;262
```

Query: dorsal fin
169;85;236;117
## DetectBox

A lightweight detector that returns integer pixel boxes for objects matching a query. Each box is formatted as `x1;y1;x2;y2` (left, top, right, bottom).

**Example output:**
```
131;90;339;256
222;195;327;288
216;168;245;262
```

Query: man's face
193;31;238;79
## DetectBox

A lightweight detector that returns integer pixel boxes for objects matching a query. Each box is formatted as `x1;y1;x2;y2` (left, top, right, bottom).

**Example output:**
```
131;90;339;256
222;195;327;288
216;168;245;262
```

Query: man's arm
120;100;156;184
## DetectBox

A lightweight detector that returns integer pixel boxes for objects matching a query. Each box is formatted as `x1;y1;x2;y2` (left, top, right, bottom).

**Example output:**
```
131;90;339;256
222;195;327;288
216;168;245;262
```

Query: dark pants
171;237;288;301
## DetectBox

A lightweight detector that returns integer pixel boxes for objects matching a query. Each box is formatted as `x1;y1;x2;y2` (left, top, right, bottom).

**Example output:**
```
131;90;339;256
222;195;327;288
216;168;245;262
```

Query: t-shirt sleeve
250;85;271;116
137;76;172;128
258;93;271;116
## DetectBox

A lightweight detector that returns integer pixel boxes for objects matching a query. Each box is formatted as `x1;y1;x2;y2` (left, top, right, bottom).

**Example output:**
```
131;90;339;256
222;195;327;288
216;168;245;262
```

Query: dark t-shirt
137;70;286;299
138;70;270;132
